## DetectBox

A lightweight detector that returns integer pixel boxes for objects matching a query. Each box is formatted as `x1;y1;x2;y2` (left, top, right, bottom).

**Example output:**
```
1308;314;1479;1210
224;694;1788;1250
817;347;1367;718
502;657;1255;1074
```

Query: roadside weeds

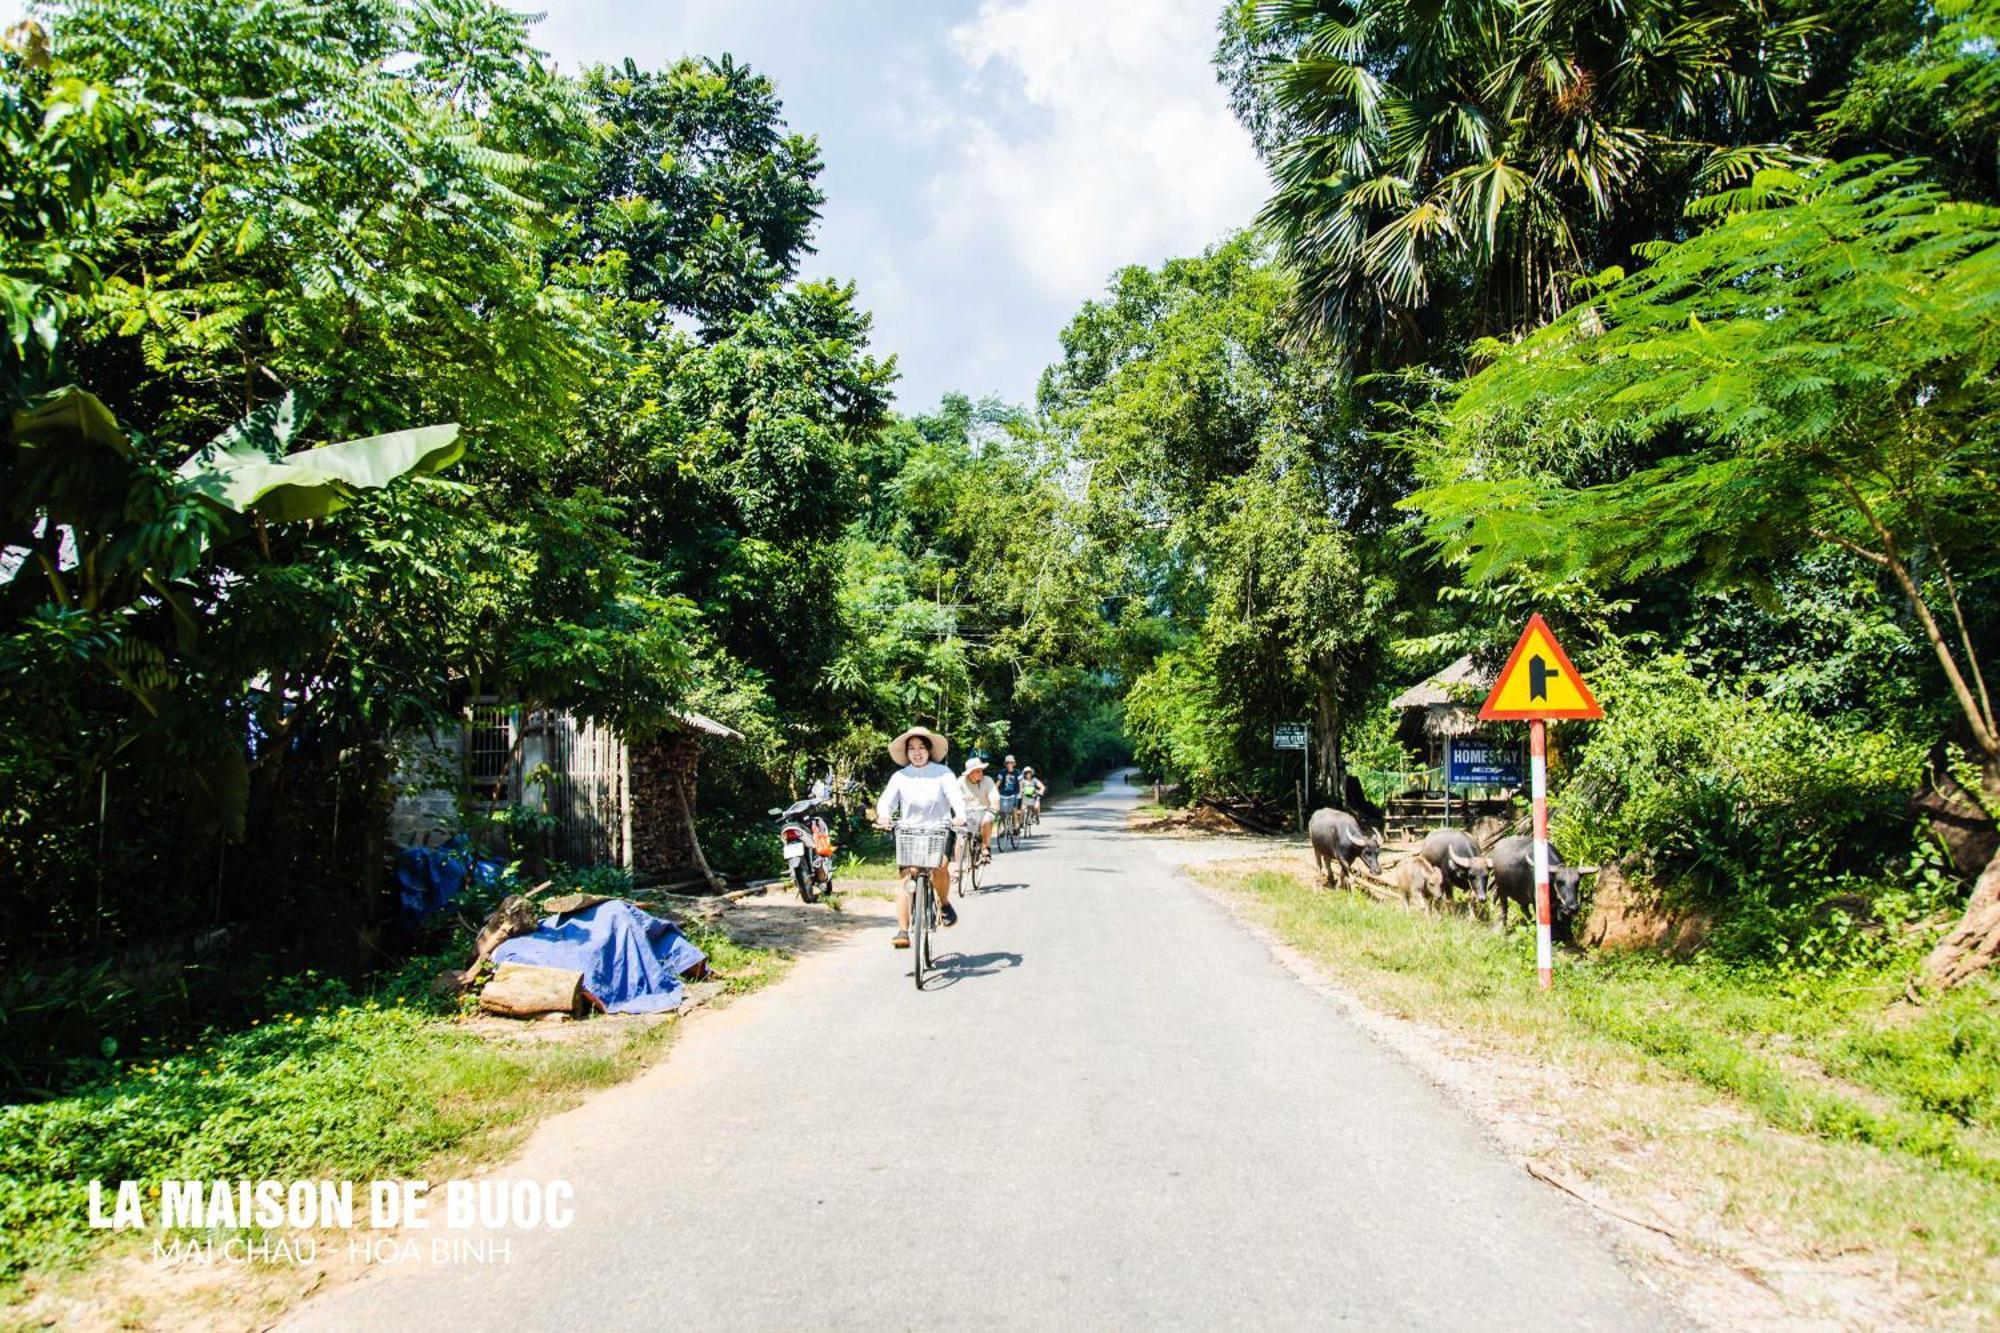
0;904;809;1333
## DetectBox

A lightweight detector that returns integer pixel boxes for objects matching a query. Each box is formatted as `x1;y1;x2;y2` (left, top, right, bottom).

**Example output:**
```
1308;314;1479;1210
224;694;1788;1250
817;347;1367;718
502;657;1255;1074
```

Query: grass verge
1201;861;2000;1326
0;925;783;1312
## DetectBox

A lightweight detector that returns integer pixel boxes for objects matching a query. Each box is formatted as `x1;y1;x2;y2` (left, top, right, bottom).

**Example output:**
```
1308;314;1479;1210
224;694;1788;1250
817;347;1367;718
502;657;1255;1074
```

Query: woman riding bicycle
872;726;966;949
958;755;1000;865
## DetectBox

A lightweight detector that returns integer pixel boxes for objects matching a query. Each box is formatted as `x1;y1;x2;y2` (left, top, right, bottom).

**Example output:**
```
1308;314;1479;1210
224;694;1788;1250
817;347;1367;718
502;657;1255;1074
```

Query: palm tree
1248;0;1817;359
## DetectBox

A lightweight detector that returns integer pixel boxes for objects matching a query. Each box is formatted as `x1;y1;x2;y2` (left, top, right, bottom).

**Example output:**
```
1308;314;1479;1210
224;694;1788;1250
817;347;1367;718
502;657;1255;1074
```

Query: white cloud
923;0;1269;301
1;0;1271;411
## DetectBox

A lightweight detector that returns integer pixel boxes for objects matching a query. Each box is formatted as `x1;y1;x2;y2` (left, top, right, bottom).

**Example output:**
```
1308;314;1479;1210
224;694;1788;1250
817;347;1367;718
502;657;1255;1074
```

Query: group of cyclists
869;724;1045;951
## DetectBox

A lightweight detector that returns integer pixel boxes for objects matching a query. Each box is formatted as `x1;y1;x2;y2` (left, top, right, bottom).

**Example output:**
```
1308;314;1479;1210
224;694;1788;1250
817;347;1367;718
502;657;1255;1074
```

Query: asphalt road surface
287;772;1682;1332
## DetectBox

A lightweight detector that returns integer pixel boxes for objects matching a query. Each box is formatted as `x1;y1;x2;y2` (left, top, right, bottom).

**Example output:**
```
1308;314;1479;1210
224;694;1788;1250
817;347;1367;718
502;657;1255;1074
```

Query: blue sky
5;1;1272;415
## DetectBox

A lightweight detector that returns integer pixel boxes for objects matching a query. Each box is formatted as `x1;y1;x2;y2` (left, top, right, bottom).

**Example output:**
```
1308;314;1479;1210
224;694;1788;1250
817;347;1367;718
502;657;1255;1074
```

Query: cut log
478;963;588;1019
459;888;548;985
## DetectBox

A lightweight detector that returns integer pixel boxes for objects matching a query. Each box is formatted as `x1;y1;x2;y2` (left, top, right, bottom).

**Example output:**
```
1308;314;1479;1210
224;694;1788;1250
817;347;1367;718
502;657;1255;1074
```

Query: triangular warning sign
1479;614;1603;721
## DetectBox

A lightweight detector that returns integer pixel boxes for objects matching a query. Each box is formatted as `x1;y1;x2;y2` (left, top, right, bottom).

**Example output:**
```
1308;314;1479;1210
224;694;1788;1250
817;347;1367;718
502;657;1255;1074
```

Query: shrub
1551;650;1927;961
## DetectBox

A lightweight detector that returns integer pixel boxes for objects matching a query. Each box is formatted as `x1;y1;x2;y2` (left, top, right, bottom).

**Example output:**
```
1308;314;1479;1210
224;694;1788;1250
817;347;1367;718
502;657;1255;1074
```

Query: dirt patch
1125;804;1253;835
1578;862;1713;958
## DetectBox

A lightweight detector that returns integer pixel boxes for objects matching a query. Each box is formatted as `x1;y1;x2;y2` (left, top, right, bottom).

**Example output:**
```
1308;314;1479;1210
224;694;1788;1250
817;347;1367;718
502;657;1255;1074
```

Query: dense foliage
1215;0;2000;983
6;0;2000;1105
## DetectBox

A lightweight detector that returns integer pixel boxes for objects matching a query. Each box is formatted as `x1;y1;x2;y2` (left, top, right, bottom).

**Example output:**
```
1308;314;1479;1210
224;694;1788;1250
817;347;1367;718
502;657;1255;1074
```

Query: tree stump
460;891;546;985
478;963;588;1019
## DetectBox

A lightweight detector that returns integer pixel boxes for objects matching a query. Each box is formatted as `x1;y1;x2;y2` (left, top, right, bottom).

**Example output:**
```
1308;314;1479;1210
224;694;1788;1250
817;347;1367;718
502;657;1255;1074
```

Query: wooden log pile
629;730;723;889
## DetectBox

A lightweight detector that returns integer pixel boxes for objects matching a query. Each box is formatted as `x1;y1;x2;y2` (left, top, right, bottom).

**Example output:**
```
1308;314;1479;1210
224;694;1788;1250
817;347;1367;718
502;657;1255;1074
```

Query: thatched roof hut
1389;655;1493;739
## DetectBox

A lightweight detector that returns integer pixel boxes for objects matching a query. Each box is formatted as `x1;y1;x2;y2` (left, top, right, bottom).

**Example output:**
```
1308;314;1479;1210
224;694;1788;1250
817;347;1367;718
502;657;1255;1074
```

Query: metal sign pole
1529;719;1552;991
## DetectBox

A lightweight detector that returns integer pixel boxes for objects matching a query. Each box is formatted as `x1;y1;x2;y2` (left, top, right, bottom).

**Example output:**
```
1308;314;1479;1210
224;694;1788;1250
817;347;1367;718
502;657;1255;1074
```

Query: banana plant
3;384;463;836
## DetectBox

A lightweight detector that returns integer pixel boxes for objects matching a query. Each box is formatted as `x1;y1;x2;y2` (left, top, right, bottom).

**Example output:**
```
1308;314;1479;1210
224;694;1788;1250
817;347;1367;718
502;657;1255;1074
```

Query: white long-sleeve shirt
875;762;968;827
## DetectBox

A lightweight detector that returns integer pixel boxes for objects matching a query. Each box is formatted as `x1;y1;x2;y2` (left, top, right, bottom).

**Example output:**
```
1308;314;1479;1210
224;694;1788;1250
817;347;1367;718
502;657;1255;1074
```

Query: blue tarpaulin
396;837;508;921
491;900;707;1014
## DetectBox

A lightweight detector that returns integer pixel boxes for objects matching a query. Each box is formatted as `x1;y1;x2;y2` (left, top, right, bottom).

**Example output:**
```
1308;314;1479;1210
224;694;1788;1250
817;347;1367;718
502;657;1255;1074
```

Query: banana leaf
177;420;464;522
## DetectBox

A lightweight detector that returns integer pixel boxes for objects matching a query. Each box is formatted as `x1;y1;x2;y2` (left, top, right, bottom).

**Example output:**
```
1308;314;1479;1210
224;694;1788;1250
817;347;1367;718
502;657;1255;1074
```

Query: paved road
287;772;1681;1332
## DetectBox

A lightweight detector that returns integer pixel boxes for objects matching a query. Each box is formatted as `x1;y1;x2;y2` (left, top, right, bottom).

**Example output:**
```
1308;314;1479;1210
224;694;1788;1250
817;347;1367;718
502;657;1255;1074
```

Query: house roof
1389;654;1492;711
679;710;745;742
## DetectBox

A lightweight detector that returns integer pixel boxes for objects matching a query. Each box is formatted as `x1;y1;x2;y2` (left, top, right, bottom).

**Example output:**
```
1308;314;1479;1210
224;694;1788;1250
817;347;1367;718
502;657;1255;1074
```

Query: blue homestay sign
1446;736;1524;788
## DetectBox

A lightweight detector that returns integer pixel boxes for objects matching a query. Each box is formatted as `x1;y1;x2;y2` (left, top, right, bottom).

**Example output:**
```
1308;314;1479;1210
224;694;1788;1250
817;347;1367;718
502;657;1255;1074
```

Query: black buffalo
1417;829;1492;907
1488;835;1598;932
1309;808;1382;890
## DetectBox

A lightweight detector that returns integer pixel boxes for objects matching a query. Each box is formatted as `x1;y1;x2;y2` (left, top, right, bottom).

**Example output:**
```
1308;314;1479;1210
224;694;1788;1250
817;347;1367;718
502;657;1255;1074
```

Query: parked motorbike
771;782;841;903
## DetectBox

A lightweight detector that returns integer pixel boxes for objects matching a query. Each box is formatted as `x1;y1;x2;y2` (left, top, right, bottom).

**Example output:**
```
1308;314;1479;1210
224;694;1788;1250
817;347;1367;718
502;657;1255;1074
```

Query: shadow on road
924;949;1024;988
967;880;1029;895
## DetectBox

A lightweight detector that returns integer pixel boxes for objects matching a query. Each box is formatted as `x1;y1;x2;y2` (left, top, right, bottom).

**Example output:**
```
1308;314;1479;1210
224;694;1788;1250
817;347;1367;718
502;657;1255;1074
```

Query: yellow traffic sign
1480;614;1603;721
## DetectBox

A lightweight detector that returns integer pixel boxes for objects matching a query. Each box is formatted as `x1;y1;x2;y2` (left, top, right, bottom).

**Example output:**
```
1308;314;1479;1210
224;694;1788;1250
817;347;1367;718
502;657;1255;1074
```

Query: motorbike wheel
792;860;818;903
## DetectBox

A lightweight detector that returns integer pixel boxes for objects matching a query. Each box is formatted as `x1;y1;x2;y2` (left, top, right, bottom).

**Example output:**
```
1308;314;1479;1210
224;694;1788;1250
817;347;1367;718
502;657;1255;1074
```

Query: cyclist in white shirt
872;726;967;949
958;755;1000;865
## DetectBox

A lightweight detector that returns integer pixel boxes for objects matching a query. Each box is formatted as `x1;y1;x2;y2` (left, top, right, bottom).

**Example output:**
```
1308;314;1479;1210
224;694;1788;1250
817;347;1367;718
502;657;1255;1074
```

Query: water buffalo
1489;835;1598;933
1418;829;1492;908
1388;853;1446;914
1308;808;1382;890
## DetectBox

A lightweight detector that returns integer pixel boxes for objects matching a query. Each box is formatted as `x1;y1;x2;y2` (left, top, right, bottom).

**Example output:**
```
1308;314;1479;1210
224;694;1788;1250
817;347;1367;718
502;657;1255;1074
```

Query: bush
1551;650;1927;960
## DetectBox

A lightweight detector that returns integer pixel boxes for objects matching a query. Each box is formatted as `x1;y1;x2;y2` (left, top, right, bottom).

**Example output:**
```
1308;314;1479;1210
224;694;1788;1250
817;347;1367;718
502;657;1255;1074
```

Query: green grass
835;827;902;878
682;920;789;993
0;927;782;1301
1059;778;1106;800
1224;868;2000;1170
1203;862;2000;1322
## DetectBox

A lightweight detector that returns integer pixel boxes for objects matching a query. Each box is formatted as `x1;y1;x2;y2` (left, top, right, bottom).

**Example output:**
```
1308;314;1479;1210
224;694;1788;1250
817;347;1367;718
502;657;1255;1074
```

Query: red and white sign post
1479;614;1603;992
1528;720;1553;989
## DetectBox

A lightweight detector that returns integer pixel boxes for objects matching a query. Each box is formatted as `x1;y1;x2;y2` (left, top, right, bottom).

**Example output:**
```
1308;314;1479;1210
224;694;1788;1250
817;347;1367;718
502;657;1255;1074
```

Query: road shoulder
1160;839;1983;1332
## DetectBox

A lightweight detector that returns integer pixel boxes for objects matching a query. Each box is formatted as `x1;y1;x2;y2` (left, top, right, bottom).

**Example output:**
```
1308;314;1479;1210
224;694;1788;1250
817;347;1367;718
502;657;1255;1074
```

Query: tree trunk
1313;666;1344;804
1920;764;2000;988
478;962;588;1019
1920;846;2000;988
675;767;722;889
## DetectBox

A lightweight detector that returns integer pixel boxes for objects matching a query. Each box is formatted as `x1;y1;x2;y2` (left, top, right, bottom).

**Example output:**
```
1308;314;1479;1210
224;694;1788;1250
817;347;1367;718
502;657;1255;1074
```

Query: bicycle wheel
911;873;930;989
956;835;978;895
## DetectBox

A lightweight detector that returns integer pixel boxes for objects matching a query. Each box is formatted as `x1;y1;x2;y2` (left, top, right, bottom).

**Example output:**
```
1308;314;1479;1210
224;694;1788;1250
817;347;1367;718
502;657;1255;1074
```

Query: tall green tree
1042;237;1392;799
1408;160;2000;984
1223;0;1819;358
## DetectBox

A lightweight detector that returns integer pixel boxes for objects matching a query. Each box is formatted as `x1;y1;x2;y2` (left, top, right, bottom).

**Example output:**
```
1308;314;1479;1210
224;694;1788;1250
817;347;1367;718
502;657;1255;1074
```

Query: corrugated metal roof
679;710;745;742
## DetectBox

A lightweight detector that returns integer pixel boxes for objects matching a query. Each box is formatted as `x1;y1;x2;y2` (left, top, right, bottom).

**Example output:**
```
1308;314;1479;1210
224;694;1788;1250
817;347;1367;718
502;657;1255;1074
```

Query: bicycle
997;795;1020;852
893;821;951;989
952;815;985;896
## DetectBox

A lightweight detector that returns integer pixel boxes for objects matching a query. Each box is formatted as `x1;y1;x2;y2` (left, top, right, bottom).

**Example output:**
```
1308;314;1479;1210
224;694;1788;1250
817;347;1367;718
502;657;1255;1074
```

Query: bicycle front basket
895;825;950;868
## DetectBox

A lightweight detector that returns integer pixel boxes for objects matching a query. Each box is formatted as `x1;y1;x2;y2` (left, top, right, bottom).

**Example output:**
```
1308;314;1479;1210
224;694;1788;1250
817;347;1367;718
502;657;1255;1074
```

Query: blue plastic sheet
396;837;507;921
491;900;707;1014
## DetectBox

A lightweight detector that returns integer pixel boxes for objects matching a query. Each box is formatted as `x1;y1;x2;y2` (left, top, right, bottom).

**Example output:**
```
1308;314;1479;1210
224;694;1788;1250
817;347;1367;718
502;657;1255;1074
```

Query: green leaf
176;423;463;522
10;385;132;458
